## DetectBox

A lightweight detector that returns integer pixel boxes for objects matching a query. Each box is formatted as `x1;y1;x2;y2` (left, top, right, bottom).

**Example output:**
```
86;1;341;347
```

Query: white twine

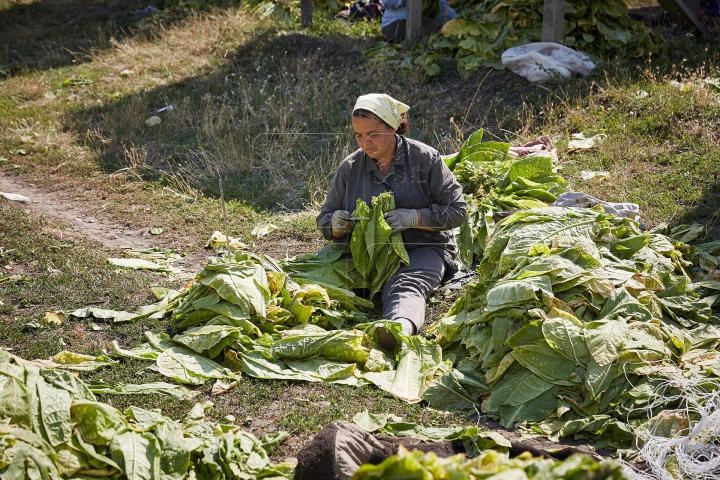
620;373;720;480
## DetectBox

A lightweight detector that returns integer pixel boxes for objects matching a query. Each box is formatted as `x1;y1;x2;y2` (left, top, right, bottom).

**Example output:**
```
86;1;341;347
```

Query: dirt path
0;172;305;273
0;172;157;250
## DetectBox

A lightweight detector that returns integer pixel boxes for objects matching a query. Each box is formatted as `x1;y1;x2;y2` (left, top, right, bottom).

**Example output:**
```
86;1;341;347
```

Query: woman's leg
382;17;440;44
381;246;447;334
381;20;405;43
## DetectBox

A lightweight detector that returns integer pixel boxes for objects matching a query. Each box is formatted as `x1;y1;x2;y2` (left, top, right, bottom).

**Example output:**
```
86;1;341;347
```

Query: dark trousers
381;247;448;333
381;17;440;44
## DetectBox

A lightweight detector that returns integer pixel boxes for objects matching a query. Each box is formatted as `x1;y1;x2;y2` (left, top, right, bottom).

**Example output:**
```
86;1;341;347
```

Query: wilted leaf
43;311;65;326
251;223;278;238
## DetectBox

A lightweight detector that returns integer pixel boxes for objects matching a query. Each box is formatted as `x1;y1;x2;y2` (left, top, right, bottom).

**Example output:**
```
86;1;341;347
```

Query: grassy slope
1;0;720;457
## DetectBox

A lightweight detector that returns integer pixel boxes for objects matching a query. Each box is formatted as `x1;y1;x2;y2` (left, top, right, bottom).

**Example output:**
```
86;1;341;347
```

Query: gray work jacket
317;135;466;258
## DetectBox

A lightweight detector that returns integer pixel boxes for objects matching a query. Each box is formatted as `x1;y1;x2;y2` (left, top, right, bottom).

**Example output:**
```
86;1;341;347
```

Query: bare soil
0;171;156;249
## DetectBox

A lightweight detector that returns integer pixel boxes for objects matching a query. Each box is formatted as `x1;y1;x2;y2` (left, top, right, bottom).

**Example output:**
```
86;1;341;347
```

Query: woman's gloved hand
384;208;418;234
331;210;354;236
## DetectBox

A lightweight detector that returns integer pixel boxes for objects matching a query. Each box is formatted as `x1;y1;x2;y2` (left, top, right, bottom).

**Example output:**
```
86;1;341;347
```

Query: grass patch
0;201;163;357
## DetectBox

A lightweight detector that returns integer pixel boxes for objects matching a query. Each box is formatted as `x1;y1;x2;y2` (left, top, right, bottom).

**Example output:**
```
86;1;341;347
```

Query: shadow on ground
676;177;720;239
0;0;239;72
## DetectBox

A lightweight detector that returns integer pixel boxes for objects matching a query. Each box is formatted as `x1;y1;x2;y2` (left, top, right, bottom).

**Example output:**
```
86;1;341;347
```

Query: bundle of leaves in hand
284;192;409;299
351;192;411;298
353;447;627;479
425;206;720;448
0;348;293;480
445;129;568;267
365;0;660;78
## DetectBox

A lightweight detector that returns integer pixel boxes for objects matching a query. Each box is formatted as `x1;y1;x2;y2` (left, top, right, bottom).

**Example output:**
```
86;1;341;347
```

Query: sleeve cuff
418;208;433;229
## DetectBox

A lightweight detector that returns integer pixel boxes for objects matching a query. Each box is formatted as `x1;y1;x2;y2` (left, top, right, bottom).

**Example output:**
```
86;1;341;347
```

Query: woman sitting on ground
316;94;466;347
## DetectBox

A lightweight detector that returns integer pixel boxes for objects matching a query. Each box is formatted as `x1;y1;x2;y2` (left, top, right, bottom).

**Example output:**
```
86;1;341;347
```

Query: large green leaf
284;358;358;384
351;198;372;278
489;365;554;409
37;378;72;447
110;430;160;480
154;422;191;480
40;369;96;401
87;381;198;400
366;195;393;262
269;329;365;360
387;337;443;403
541;309;590;365
71;400;126;446
234;351;316;382
172;325;241;358
0;377;32;427
583;359;616;402
498;388;559;428
422;369;487;414
198;255;270;318
584;319;631;366
512;342;579;387
499;155;554;189
156;346;232;385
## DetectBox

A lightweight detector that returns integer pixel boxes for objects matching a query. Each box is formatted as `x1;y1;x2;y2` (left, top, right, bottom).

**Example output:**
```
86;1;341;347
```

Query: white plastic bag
554;192;639;221
501;42;595;83
0;192;31;203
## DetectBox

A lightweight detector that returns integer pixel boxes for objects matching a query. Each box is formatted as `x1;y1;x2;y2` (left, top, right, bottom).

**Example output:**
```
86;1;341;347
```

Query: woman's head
352;93;410;135
351;94;410;161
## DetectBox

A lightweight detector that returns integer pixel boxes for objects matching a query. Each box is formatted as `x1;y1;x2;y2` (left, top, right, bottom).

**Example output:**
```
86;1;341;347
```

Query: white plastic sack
0;192;31;203
501;42;595;83
554;192;639;221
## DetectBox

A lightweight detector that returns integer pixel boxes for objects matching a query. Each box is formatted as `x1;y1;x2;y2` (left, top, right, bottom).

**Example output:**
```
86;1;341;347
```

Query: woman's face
351;115;397;162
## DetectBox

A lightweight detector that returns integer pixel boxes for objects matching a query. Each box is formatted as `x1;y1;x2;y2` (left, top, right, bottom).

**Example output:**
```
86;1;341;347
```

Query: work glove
383;208;418;234
331;210;354;236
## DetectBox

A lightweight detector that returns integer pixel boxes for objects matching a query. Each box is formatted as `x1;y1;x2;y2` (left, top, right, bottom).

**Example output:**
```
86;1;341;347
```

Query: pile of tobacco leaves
423;131;720;451
65;193;446;404
429;205;720;448
0;349;294;479
444;128;567;267
0;344;624;479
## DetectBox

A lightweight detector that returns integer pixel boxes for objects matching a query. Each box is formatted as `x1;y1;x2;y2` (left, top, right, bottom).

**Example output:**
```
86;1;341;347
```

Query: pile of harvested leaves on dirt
4;127;720;478
0;349;294;479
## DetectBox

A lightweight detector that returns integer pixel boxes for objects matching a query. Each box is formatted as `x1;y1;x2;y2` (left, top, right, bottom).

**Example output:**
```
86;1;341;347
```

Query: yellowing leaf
43;311;65;326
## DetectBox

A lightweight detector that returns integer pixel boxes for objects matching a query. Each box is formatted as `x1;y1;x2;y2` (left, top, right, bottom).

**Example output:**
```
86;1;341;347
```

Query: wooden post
541;0;565;44
656;0;709;36
301;0;313;28
405;0;422;45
